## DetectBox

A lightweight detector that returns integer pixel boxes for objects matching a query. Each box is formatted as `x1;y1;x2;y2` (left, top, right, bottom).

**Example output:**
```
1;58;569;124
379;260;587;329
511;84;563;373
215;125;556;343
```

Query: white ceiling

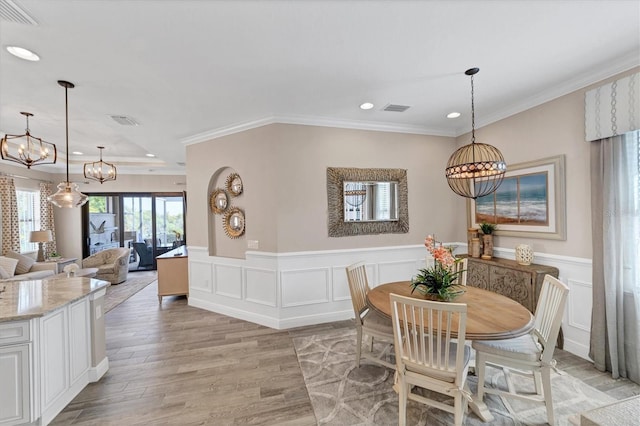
1;0;639;175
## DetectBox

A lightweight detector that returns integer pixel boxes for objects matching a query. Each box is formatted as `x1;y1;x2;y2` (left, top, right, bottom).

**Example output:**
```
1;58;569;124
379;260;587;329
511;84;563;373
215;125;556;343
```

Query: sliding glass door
82;192;186;271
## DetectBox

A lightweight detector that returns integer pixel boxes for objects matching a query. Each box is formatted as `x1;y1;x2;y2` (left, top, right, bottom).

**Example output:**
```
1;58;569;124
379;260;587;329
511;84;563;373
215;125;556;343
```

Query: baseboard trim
88;357;109;382
189;297;280;329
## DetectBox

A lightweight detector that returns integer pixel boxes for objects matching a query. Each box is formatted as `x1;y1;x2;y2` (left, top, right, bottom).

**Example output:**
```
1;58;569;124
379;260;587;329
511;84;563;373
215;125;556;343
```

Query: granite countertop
0;277;110;323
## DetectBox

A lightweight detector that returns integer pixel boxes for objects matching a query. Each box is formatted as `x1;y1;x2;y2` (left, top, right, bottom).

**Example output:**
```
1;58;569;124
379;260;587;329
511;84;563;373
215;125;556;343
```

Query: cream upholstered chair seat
82;247;130;284
474;335;542;361
361;309;394;334
472;274;569;426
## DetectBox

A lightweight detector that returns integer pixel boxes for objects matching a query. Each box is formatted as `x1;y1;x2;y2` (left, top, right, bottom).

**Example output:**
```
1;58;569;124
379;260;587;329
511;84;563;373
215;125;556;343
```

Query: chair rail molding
186;244;594;360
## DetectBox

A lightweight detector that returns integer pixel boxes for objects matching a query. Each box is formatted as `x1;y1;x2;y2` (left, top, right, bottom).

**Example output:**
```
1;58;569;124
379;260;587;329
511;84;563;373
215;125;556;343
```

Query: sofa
0;251;57;282
82;247;130;284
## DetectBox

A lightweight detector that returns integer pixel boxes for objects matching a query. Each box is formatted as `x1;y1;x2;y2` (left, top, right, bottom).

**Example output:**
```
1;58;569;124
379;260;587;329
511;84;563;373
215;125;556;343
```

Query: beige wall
186;124;466;257
187;67;639;260
461;66;640;259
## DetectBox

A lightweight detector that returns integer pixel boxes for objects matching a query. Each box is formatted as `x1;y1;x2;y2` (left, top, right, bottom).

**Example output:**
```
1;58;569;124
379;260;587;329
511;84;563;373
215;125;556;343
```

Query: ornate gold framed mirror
223;207;245;238
226;173;243;197
210;188;229;214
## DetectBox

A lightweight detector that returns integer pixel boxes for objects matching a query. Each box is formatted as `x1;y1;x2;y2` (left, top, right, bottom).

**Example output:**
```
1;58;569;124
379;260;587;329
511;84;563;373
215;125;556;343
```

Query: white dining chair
345;261;395;369
472;274;569;426
453;257;468;286
389;293;471;426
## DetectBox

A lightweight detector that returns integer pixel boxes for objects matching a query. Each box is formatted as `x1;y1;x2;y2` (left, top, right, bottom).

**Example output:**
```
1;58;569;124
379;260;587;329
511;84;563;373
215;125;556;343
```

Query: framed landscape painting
468;155;566;240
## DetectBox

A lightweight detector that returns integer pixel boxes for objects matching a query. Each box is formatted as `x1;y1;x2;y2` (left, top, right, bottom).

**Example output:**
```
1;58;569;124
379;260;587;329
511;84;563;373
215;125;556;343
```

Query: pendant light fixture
84;146;117;184
1;112;57;168
445;68;506;199
47;80;88;208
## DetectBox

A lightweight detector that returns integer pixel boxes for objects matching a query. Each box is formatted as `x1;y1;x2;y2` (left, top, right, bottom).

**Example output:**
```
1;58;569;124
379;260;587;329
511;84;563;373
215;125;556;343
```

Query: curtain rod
0;171;52;184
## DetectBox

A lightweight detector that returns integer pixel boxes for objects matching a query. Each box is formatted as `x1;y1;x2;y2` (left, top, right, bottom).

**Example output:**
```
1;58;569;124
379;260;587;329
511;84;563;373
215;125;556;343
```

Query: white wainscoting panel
281;268;330;307
189;259;213;292
567;279;593;332
214;264;243;299
377;260;420;286
187;244;595;362
245;268;277;307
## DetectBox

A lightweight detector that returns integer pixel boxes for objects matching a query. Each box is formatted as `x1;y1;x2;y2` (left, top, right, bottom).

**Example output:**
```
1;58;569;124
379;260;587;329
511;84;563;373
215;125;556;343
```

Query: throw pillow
0;265;9;279
5;251;36;275
0;256;19;278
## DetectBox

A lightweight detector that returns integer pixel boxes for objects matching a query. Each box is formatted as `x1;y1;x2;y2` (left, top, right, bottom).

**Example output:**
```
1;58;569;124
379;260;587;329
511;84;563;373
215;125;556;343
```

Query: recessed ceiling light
447;112;461;119
360;102;374;110
6;46;40;61
145;153;155;157
72;151;83;155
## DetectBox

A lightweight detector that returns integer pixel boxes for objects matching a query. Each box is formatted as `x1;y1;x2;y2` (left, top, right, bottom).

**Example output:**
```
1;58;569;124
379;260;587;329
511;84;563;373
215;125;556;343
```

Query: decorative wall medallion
210;188;229;214
223;207;245;238
226;173;243;197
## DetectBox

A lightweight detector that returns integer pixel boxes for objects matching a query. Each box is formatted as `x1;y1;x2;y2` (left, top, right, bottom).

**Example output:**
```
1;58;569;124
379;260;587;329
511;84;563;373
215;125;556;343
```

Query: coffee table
53;268;99;279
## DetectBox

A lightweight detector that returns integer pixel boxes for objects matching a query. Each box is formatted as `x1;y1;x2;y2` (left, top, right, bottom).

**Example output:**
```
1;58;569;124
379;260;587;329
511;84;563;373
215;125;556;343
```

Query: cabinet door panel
69;299;90;384
0;344;30;425
489;267;535;312
41;309;68;408
466;261;490;290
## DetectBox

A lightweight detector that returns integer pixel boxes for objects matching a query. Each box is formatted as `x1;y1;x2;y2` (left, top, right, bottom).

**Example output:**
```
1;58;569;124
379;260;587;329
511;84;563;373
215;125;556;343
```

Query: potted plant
48;251;61;260
410;235;465;301
479;222;497;259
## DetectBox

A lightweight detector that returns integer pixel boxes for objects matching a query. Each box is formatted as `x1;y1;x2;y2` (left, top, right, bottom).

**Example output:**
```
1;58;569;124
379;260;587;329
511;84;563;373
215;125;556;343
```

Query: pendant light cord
64;85;70;182
470;73;476;144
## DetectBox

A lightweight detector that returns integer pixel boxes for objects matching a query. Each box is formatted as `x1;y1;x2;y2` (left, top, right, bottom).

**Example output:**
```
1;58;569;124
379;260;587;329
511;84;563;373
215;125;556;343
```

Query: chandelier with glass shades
445;68;506;199
1;111;57;168
47;80;88;208
84;146;117;184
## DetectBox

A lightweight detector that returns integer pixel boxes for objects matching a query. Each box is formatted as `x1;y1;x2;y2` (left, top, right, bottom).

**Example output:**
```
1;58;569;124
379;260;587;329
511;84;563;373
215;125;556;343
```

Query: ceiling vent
383;104;411;112
176;162;185;166
109;115;139;126
0;0;37;25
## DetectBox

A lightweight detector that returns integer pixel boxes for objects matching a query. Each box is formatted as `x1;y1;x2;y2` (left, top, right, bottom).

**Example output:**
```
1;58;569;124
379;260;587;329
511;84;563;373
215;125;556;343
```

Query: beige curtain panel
0;177;20;254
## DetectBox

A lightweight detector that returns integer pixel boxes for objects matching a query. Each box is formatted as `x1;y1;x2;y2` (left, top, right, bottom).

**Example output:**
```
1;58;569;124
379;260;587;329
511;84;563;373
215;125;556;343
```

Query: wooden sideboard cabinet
156;246;188;304
464;256;562;347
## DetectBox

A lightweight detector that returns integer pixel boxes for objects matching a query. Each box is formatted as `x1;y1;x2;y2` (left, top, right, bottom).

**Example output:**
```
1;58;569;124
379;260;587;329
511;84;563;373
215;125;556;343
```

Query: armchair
82;247;130;284
133;242;154;268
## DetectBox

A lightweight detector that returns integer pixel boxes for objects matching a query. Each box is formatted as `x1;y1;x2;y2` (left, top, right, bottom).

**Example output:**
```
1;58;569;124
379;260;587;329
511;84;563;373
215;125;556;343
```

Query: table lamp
29;230;53;262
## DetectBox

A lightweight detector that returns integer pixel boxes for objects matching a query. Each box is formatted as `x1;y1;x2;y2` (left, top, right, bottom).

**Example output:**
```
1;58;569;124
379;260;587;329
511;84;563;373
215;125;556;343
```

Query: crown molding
180;114;455;146
455;50;640;136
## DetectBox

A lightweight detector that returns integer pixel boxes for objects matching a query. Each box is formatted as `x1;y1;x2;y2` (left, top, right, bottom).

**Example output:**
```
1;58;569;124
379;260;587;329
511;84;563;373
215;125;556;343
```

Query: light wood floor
52;281;640;425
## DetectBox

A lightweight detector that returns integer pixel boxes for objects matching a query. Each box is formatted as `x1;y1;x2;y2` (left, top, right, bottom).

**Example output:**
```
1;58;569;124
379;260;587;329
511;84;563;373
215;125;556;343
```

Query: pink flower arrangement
410;235;465;301
424;235;456;268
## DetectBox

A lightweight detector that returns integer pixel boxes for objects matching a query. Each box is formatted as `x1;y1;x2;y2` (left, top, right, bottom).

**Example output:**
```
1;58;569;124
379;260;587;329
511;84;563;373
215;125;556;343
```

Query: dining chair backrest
453;257;468;286
346;261;370;318
533;274;569;362
390;293;468;385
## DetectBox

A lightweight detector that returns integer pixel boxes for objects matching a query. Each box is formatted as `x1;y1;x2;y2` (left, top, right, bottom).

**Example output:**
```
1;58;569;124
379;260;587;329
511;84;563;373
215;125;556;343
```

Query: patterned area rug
103;273;157;313
293;329;615;425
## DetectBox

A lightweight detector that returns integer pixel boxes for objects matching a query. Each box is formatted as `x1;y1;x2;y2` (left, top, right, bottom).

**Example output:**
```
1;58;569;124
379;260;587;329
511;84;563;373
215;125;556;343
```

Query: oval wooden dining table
366;281;535;423
366;281;534;340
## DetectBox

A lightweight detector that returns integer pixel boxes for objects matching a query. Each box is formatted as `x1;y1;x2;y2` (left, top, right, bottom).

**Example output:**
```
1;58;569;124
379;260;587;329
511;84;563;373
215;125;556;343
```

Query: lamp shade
29;230;52;243
47;181;89;208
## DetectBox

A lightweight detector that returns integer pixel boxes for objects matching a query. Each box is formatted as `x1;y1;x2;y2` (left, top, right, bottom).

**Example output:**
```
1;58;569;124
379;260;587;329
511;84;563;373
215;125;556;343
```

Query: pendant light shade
445;68;506;199
48;80;88;208
84;146;117;184
1;112;57;168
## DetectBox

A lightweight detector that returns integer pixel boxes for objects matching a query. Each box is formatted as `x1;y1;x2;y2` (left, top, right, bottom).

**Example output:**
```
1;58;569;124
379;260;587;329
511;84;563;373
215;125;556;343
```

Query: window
16;189;41;253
